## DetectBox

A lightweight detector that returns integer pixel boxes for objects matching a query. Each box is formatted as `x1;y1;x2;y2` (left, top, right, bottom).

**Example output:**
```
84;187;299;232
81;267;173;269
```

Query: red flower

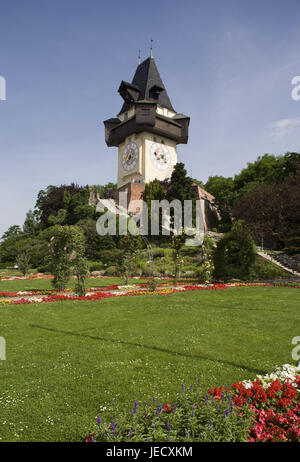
163;403;172;413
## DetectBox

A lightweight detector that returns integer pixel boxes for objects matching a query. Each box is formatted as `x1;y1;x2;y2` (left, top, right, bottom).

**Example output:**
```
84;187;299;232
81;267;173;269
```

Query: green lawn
0;287;299;442
0;276;153;292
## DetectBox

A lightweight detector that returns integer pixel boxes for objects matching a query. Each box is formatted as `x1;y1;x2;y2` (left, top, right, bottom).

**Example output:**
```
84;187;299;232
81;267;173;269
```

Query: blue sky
0;0;300;236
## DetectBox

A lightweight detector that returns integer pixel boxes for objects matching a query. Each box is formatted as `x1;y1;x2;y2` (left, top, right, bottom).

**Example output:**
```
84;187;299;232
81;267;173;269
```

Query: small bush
100;249;122;265
253;260;290;279
182;270;197;278
89;262;104;272
213;221;256;281
105;265;118;276
152;248;165;258
37;264;52;274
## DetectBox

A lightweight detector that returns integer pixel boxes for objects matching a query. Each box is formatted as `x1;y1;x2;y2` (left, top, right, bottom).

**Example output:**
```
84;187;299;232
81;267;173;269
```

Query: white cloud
268;117;300;138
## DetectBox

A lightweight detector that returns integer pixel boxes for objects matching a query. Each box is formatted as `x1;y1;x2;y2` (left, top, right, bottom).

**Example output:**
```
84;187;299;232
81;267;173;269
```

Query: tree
143;179;166;236
77;218;116;260
232;170;300;251
35;184;84;227
118;234;143;285
205;176;235;230
1;225;22;242
166;163;198;233
23;209;40;236
213;221;256;281
48;225;89;295
166;163;197;203
16;248;31;276
233;152;300;194
170;231;186;285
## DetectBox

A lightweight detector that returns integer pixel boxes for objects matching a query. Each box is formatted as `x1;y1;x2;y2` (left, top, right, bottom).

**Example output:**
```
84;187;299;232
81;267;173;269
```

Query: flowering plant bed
209;364;300;442
86;364;300;442
0;281;299;306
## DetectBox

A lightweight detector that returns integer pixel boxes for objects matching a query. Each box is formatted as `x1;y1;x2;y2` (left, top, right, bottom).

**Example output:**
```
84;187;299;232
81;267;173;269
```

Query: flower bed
208;363;300;442
0;282;299;306
85;364;300;442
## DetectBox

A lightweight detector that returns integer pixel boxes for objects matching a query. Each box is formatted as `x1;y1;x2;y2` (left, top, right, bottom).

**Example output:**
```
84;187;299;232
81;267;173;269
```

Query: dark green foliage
205;152;300;235
48;225;89;295
23;209;40;236
104;265;118;276
97;182;117;198
77;219;116;260
213;221;256;281
99;249;122;265
233;152;300;193
1;225;22;241
167;162;197;203
205;176;235;229
144;179;166;236
233;170;300;251
35;184;83;227
16;248;31;276
0;233;32;264
118;234;143;284
89;262;104;272
253;258;290;279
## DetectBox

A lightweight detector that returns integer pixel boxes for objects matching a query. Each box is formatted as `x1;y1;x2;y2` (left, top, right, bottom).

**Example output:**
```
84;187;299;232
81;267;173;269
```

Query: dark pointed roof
119;57;175;114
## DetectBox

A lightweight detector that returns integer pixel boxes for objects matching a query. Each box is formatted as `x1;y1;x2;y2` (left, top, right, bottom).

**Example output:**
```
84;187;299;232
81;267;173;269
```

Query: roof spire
138;49;141;65
150;39;153;58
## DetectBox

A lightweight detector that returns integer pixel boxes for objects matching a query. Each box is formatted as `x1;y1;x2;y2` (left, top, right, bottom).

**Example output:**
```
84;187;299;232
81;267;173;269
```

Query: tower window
141;108;150;116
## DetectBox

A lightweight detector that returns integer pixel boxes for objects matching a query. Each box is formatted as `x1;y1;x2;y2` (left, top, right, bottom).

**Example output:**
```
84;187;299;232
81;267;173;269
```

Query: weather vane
150;39;153;58
138;49;141;64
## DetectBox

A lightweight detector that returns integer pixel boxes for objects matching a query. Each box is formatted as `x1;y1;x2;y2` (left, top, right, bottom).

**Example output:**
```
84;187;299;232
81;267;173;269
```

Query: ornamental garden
0;154;299;442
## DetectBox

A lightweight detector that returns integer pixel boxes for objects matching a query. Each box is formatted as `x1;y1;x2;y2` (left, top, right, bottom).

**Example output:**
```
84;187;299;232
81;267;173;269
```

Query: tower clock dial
150;142;171;170
122;141;139;172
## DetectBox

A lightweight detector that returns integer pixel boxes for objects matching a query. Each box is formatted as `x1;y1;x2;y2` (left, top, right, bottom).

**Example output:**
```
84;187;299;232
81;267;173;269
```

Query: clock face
122;141;139;172
150;142;171;170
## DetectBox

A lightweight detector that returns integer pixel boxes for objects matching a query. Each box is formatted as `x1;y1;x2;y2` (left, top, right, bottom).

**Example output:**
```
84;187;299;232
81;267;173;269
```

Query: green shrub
37;264;52;274
253;260;290;279
152;248;165;258
100;249;122;265
89;262;104;272
196;266;206;282
182;270;197;278
213;221;256;281
105;265;118;276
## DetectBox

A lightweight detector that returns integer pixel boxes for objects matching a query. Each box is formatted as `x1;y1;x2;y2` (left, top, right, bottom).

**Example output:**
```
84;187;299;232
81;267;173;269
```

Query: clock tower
104;55;190;189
